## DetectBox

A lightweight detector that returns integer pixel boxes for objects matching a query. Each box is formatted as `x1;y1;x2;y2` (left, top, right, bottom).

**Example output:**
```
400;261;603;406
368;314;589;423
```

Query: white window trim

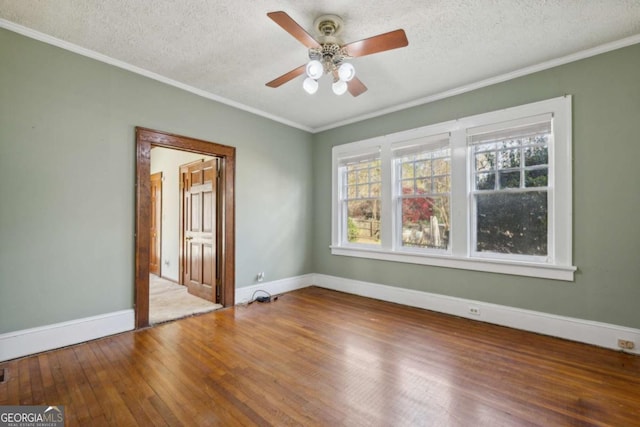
331;96;576;281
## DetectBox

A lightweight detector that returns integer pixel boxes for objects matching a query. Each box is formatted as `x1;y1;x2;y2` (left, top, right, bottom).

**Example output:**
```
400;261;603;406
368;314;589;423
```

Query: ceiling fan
266;11;409;97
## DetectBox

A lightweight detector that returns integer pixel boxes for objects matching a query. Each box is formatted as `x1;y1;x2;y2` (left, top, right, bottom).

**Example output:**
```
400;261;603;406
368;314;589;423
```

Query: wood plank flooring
1;286;639;426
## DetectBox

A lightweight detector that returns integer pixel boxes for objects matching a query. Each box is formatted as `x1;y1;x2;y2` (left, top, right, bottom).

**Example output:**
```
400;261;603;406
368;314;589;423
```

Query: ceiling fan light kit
338;63;356;82
303;77;319;94
332;79;348;96
304;59;355;95
266;11;409;97
305;60;324;80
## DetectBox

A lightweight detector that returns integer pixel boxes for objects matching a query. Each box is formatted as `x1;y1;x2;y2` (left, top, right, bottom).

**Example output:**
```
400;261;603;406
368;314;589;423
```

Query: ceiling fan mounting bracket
313;14;344;38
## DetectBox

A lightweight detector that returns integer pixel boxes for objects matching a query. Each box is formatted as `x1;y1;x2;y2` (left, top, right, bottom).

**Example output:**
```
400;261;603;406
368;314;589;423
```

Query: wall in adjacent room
312;43;640;329
0;28;314;333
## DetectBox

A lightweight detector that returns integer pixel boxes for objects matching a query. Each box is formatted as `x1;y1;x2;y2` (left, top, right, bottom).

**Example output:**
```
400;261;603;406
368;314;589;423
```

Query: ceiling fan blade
267;11;321;49
266;64;306;88
347;77;368;97
343;29;408;58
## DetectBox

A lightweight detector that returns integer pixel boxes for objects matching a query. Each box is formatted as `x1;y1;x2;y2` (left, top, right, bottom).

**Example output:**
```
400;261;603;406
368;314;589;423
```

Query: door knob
185;236;193;241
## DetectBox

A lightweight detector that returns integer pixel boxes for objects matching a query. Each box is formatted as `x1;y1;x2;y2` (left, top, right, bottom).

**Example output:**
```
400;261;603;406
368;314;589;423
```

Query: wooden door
181;159;220;302
149;172;162;276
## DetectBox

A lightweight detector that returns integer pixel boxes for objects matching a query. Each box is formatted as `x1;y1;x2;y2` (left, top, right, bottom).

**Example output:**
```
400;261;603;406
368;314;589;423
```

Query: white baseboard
0;310;135;362
312;273;640;355
3;274;638;361
235;274;314;304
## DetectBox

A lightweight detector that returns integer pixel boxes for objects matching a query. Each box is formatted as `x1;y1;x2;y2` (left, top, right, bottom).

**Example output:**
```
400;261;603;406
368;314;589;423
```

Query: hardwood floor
1;286;639;426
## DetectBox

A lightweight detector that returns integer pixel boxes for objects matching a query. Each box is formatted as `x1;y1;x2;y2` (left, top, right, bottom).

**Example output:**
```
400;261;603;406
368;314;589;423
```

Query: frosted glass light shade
332;80;348;95
303;77;319;94
338;63;356;82
306;60;324;79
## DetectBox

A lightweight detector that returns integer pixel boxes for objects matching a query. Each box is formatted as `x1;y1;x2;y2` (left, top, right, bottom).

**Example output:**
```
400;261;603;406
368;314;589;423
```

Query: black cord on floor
249;289;277;304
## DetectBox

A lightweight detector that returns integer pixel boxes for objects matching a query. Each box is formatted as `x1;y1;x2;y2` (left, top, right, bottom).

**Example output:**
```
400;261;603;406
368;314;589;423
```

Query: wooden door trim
135;127;236;328
149;171;163;276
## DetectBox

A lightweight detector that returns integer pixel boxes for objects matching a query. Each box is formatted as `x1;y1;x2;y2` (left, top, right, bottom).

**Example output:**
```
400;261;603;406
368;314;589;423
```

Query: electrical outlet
617;339;635;350
257;272;265;282
468;306;481;316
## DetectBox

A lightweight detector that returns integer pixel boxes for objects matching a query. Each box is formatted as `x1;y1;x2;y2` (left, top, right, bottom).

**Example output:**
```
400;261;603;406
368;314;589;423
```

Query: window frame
331;96;575;281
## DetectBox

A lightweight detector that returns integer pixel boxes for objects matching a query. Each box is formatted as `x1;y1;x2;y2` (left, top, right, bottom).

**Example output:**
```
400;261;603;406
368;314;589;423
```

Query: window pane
347;171;357;185
433;176;450;193
433;158;450;175
476;173;495;190
475;152;495;172
415;178;431;193
501;138;521;149
475;191;547;256
357;169;369;183
499;171;520;189
401;196;449;249
524;145;548;166
499;148;521;169
371;166;381;182
525;168;548;187
347;185;357;199
401;179;414;195
347;200;381;245
415;160;430;178
402;162;414;179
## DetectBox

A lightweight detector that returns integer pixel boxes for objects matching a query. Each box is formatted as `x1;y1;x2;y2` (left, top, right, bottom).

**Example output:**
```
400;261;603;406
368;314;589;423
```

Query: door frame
149;171;163;277
135;127;236;328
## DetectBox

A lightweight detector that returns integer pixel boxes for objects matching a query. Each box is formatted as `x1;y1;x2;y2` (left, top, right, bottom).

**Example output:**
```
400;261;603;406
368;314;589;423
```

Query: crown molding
0;19;314;133
312;33;640;132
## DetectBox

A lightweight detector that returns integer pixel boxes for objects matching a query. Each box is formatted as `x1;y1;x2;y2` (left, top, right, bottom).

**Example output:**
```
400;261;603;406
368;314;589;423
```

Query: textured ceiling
1;1;640;131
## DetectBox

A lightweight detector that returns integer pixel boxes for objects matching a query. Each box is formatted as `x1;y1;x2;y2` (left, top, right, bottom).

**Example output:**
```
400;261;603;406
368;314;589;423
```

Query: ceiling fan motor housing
309;44;348;73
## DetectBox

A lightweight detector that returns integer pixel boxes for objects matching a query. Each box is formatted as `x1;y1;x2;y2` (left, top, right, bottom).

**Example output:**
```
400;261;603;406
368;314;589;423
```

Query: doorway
135;127;236;329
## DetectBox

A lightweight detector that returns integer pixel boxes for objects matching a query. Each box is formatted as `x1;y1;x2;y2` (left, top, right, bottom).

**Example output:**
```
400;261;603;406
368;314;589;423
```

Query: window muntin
395;144;451;251
340;157;381;245
470;121;550;259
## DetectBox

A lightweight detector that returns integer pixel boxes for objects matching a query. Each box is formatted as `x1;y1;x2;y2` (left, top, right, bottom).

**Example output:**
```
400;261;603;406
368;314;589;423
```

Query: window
332;96;575;281
469;118;551;261
339;153;382;245
393;135;451;251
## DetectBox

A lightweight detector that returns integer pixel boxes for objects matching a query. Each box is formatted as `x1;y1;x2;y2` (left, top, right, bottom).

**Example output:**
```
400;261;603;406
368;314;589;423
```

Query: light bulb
303;77;319;94
332;80;348;95
305;60;323;79
338;63;356;82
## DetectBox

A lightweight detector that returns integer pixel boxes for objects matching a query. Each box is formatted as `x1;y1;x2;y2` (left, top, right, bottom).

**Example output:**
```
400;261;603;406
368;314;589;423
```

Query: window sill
330;246;576;281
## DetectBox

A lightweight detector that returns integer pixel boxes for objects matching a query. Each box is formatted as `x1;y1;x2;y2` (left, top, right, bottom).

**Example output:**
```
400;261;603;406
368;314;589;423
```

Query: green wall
0;28;314;333
2;25;639;335
312;43;640;329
